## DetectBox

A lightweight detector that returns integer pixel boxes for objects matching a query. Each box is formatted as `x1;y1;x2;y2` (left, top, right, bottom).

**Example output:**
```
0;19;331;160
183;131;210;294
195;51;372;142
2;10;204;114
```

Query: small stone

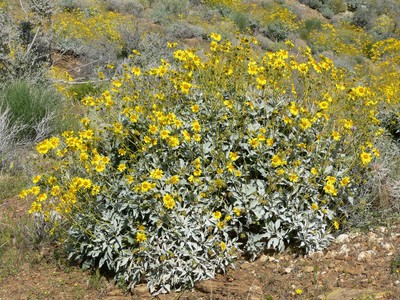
240;262;252;270
258;255;269;263
357;250;376;262
328;263;336;269
283;267;292;274
133;284;148;294
309;251;324;259
344;265;364;275
367;232;377;243
304;266;315;273
380;242;394;250
338;244;350;256
394;280;400;286
378;226;386;233
335;234;350;244
352;243;362;249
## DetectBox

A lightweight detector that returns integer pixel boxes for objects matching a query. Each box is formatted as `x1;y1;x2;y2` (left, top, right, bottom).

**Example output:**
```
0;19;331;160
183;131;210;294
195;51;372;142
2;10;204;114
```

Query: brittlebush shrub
21;35;383;293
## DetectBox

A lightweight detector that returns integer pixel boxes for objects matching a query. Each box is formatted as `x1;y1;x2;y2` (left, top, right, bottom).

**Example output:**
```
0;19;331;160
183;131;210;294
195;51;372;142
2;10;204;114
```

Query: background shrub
166;21;205;40
0;81;62;142
260;20;290;42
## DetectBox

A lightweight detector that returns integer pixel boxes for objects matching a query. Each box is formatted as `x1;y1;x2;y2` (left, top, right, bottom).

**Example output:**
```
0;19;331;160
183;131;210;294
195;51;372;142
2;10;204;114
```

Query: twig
19;0;28;19
25;26;41;58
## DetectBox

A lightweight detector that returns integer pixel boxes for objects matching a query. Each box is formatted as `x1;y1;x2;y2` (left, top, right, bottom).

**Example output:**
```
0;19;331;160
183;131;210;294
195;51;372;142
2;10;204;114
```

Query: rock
240;261;252;270
258;255;268;263
394;280;400;286
283;267;292;274
338;244;350;256
380;242;394;250
326;288;389;300
357;250;376;262
368;232;377;243
378;226;386;233
343;265;364;275
309;251;324;259
248;285;263;296
195;280;224;293
335;234;350;244
303;266;315;273
135;284;148;293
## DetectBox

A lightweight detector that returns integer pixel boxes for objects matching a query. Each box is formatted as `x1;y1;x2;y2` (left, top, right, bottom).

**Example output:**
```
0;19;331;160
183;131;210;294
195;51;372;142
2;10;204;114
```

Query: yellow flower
167;175;180;185
160;129;171;140
140;181;154;193
150;168;164;179
28;202;42;214
117;164;127;172
331;131;341;141
210;32;221;41
131;66;141;76
323;184;337;196
229;152;239;161
192;121;201;132
266;138;274;147
311;168;319;176
220;241;227;251
181;81;192;94
318;101;329;110
248;137;260;148
191;104;200;113
193;169;202;177
299;118;312;130
51;186;61;196
227;162;235;173
233;207;241;216
193;134;202;142
247;61;259;75
32;175;41;184
325;176;336;184
213;211;222;219
333;220;340;230
372;148;380;158
289;103;299;116
136;232;147;243
37;193;47;202
148;125;158;135
91;185;101;196
168;136;180;148
182;130;191;142
360;151;372;165
288;173;299;183
276;168;285;176
95;164;105;172
271;154;285;168
340;177;350;187
311;203;319;211
295;289;303;295
163;193;176;209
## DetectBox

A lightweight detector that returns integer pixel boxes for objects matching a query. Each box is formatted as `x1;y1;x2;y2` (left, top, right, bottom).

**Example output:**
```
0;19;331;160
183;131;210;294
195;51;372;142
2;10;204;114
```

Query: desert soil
1;196;399;300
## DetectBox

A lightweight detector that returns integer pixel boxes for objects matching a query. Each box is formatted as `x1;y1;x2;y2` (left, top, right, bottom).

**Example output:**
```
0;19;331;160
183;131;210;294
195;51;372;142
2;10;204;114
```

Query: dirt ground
1;196;399;300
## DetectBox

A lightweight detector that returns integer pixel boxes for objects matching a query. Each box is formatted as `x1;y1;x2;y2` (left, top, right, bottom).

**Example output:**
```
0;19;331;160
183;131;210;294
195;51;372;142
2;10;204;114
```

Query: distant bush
150;0;189;23
0;7;52;83
166;21;205;39
0;81;62;142
105;0;144;17
299;18;323;39
352;5;375;28
260;19;291;42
